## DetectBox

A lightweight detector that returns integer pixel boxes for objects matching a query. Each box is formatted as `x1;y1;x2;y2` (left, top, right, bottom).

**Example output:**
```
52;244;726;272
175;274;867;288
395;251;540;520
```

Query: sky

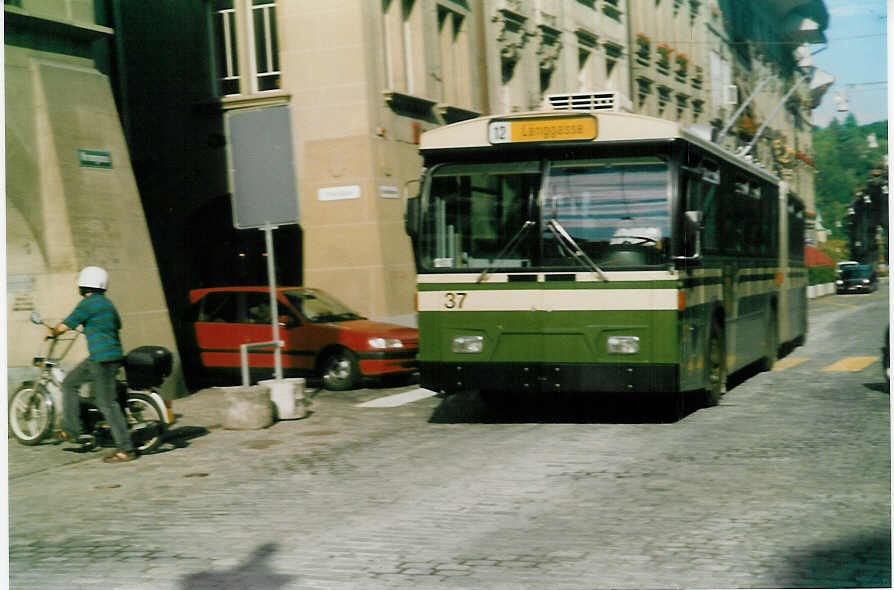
810;0;889;127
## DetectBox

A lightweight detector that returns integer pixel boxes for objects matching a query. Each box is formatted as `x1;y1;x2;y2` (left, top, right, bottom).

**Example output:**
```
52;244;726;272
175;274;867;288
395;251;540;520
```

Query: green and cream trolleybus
405;96;807;409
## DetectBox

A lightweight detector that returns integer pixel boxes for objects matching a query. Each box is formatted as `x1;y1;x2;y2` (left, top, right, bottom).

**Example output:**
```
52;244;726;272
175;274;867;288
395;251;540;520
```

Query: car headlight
452;335;484;353
862;279;870;284
607;336;640;354
836;280;843;285
368;337;404;349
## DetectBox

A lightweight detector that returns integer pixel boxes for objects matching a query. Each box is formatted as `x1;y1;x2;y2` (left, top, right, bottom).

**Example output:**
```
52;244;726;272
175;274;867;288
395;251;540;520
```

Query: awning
809;69;835;109
781;15;826;44
805;244;835;267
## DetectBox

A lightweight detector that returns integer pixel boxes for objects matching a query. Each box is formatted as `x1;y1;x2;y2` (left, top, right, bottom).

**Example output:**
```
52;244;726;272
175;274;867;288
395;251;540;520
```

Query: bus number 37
444;292;467;309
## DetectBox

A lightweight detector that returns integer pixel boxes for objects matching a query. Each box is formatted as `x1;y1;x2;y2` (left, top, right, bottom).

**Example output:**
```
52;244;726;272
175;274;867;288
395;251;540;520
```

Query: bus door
679;159;721;391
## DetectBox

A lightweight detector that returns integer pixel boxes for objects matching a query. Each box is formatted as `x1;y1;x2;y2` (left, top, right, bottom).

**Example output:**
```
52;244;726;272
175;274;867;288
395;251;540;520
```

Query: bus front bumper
419;361;679;394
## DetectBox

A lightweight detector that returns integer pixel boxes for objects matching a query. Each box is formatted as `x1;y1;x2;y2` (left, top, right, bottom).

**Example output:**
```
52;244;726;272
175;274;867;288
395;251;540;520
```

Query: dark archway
185;195;303;288
175;195;302;389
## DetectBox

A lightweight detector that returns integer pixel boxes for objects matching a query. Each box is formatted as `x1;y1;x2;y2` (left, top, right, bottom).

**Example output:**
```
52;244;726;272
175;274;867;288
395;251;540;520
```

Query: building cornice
4;6;113;42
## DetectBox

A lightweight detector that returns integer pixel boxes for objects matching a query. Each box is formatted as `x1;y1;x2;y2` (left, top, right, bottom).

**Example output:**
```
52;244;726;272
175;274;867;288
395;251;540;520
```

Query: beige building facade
629;0;826;219
5;2;182;395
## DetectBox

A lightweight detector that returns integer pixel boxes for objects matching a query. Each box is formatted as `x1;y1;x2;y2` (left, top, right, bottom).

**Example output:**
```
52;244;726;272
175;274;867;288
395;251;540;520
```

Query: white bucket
258;377;308;420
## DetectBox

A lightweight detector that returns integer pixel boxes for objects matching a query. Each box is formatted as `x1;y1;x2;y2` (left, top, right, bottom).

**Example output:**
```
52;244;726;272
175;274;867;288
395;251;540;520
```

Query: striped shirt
63;293;124;362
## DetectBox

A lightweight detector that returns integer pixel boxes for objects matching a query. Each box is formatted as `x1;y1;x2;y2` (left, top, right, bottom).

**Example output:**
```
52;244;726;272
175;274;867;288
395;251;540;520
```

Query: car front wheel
320;348;359;391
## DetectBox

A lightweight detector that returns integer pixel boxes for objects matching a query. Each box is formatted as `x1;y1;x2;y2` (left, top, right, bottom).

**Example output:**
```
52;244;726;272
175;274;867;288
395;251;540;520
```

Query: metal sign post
225;105;299;387
263;223;283;380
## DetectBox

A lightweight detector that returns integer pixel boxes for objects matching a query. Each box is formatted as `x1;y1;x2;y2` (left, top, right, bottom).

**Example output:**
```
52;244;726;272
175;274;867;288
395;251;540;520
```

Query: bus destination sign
488;115;597;144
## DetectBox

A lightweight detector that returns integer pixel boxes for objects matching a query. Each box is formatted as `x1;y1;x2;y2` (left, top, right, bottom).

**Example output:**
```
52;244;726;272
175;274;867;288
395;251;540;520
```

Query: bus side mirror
675;210;703;265
405;195;419;238
404;179;421;238
684;210;703;232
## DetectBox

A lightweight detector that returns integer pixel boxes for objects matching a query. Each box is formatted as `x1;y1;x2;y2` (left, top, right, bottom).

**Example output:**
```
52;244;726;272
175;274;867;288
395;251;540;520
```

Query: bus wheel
760;312;778;372
705;323;727;407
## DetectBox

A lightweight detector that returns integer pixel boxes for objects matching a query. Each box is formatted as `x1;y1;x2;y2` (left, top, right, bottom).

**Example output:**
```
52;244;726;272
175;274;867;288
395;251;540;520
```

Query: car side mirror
279;315;299;328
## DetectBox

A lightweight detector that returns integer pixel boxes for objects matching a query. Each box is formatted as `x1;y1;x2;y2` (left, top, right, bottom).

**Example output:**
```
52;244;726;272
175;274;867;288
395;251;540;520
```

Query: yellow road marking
820;357;879;372
772;357;808;371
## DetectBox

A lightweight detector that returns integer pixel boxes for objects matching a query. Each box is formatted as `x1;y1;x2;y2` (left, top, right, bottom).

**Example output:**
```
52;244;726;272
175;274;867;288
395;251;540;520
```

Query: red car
188;286;418;390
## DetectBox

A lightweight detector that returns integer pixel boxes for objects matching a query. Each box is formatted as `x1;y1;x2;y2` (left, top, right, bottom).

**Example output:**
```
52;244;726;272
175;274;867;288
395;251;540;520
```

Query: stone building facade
5;1;182;394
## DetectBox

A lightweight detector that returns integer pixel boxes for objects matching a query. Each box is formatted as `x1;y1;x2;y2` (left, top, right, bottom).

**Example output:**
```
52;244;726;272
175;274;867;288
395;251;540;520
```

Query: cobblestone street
8;288;890;589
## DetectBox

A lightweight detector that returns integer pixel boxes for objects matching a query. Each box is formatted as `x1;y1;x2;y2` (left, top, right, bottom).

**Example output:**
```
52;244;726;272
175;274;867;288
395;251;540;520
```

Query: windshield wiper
476;220;536;283
547;218;609;282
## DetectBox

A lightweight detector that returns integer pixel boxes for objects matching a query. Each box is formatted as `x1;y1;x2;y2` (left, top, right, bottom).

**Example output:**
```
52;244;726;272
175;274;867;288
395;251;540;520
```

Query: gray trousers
61;358;133;453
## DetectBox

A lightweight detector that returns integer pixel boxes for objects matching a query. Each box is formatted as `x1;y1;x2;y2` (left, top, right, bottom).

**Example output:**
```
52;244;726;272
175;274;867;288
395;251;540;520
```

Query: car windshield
282;289;364;323
841;266;873;279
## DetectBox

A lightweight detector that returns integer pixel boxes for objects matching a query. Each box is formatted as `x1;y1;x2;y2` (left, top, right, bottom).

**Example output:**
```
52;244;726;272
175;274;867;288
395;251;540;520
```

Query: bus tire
705;322;727;407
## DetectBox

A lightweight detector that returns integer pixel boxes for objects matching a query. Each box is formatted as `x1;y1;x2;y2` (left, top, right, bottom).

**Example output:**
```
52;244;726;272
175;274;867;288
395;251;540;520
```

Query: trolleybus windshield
419;156;670;271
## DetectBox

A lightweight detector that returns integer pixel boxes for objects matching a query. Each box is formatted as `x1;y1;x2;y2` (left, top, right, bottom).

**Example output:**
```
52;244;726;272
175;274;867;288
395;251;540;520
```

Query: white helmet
77;266;109;290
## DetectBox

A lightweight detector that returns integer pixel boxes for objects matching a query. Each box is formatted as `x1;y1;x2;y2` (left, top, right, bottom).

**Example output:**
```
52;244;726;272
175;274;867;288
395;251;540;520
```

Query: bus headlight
452;335;484;353
607;336;640;355
368;337;404;349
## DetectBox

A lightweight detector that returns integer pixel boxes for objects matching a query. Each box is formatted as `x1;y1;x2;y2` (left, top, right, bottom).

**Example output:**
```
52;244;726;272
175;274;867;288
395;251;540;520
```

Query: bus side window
744;181;763;257
701;162;719;251
701;181;719;251
763;185;779;257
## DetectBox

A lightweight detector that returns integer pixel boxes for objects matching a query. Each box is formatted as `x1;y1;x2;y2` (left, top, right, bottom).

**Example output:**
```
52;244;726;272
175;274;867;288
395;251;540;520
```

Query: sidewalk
9;378;430;480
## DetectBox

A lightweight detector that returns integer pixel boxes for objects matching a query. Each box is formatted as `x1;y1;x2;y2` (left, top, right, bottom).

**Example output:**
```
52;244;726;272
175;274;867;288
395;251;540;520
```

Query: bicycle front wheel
9;383;54;445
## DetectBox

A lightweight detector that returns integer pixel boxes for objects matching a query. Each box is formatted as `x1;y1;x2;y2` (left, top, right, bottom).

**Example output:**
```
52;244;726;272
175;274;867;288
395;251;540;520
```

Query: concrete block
220;386;273;430
259;378;310;420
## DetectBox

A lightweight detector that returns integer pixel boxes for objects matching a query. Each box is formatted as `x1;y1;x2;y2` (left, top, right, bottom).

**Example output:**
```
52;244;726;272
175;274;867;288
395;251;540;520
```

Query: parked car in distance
188;286;418;390
836;264;877;294
836;260;859;276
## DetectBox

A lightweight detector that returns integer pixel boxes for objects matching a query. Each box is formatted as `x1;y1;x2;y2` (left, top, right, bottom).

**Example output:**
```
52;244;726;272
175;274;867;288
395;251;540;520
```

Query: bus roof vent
546;91;633;113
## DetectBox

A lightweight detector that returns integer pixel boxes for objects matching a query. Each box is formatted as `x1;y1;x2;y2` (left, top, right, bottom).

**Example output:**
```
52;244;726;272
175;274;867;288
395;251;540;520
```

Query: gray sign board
225;105;299;229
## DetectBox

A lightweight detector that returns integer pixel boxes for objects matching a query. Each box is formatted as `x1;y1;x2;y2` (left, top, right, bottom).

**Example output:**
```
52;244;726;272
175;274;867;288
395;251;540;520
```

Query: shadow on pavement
429;389;705;424
180;542;297;589
776;530;891;588
864;381;890;394
161;425;210;450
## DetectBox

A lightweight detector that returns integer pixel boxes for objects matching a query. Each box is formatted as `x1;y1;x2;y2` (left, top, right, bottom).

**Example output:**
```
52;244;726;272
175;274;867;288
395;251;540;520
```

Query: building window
402;0;417;94
383;0;422;95
604;42;623;82
437;5;470;105
211;0;281;97
576;31;598;92
251;0;280;92
213;0;240;96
